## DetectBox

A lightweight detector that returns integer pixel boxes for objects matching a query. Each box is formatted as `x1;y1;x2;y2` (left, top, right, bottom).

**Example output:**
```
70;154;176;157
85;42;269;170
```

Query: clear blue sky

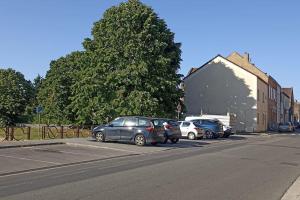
0;0;299;99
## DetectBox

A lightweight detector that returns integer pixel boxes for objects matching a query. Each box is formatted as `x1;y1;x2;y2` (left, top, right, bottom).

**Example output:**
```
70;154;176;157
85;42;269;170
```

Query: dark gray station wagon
92;116;167;146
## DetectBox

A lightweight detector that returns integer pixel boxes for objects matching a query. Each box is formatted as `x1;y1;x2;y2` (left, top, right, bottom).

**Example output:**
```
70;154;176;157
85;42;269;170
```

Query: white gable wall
184;56;258;132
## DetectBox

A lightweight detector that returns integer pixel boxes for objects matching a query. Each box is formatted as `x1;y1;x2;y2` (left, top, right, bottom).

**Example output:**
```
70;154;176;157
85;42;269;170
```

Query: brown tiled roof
227;52;269;84
187;67;198;76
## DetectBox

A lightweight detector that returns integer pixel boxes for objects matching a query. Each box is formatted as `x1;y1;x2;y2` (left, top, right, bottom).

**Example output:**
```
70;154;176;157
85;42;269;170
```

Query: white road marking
0;154;61;165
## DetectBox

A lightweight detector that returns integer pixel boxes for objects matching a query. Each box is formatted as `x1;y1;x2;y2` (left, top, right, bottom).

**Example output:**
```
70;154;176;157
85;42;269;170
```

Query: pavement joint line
281;175;300;200
0;154;61;165
0;153;140;178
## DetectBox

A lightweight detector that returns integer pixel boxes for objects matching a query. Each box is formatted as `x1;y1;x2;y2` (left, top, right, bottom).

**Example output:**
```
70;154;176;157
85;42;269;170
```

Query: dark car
91;116;166;146
153;119;181;143
278;122;295;132
190;119;223;139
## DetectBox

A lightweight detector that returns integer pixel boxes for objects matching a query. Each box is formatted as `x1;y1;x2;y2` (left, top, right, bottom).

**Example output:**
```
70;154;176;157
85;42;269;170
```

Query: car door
120;117;138;141
105;117;124;140
180;122;191;137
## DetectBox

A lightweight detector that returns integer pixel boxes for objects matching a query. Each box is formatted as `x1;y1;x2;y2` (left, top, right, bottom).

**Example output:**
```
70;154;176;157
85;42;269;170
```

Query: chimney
244;52;251;63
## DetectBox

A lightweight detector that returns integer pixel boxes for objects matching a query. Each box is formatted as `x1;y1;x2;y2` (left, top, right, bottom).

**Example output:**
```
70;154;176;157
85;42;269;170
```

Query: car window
202;120;216;125
152;119;164;127
110;117;124;127
182;122;190;127
138;118;151;127
168;120;179;126
124;118;137;127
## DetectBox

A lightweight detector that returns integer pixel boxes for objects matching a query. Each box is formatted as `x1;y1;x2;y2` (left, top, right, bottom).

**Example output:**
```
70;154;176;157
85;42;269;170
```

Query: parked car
294;122;300;129
92;116;166;146
152;118;181;143
278;122;295;132
190;119;223;139
178;121;205;140
222;124;232;138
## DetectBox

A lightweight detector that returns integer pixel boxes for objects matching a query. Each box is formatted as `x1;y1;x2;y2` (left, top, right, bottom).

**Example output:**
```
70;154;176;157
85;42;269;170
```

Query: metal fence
0;125;91;141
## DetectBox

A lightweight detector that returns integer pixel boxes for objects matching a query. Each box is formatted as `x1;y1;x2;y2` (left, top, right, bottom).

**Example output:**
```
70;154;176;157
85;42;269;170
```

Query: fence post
27;127;31;140
60;126;64;139
42;126;45;139
9;127;14;141
76;126;80;138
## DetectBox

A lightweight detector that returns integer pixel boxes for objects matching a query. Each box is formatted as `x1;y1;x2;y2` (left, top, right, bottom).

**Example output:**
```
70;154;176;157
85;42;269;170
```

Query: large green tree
39;0;182;125
37;51;85;124
0;68;34;126
74;0;182;124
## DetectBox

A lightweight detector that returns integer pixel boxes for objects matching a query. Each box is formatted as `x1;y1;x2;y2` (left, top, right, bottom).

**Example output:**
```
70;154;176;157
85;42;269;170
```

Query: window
263;92;265;103
138;118;151;127
257;89;260;101
152;119;164;127
110;117;125;127
182;122;190;127
124;118;137;127
257;113;260;124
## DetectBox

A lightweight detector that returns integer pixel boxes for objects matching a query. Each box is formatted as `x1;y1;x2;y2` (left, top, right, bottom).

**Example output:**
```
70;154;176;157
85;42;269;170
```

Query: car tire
188;132;196;140
205;130;214;139
134;134;146;146
198;136;204;140
95;132;105;142
170;138;179;144
162;134;168;144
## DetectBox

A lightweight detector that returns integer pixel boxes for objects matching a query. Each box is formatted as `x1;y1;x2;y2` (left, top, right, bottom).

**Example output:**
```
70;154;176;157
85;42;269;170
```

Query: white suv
178;121;204;140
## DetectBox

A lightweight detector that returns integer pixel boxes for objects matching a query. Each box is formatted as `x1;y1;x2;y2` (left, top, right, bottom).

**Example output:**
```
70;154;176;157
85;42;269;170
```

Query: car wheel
95;132;105;142
188;132;196;140
205;130;213;139
170;138;179;144
135;134;146;146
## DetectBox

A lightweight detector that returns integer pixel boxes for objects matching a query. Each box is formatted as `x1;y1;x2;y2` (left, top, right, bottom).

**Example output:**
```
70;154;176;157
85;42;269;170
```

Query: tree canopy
38;0;182;125
0;68;34;126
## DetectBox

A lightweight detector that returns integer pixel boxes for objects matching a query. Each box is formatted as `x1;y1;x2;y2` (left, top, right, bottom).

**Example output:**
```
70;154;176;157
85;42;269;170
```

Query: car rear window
167;120;179;126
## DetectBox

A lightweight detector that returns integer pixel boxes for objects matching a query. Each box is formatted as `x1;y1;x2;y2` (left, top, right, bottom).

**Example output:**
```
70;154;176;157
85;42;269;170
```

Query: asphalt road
1;133;300;200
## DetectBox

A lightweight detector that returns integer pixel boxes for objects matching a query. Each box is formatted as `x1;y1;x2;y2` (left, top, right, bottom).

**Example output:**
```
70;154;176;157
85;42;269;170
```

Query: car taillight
146;126;154;133
165;124;172;129
194;128;201;132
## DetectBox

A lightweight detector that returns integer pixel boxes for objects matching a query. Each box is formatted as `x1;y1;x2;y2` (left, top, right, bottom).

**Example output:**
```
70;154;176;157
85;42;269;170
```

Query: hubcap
189;133;195;140
96;133;103;141
136;135;144;145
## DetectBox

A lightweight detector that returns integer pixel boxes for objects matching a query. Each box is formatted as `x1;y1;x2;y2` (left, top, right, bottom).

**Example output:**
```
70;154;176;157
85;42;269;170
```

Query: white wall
184;56;258;132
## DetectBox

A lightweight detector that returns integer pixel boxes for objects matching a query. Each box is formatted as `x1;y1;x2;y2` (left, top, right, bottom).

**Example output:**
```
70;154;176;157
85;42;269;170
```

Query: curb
0;142;65;149
281;175;300;200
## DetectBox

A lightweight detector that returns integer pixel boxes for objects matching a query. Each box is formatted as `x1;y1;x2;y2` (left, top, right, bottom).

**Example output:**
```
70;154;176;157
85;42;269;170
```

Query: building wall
282;94;290;123
268;78;278;130
294;101;300;122
184;56;258;132
257;79;268;132
277;85;282;123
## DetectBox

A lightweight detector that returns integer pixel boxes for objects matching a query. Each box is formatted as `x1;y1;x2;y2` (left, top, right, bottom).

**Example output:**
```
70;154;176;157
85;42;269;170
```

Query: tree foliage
38;0;182;125
0;68;34;126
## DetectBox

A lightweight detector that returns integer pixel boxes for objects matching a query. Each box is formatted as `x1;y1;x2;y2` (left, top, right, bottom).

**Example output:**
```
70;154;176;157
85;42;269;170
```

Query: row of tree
0;0;183;126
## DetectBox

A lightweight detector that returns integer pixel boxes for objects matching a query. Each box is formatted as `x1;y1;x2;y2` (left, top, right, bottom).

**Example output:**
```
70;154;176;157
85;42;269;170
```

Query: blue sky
0;0;299;99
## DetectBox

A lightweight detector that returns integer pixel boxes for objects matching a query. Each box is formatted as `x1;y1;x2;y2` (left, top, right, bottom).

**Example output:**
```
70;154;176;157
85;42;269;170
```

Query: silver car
178;121;205;140
278;122;295;132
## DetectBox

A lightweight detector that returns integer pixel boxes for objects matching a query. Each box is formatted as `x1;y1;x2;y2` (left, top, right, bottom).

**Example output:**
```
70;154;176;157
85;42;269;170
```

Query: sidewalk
281;175;300;200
